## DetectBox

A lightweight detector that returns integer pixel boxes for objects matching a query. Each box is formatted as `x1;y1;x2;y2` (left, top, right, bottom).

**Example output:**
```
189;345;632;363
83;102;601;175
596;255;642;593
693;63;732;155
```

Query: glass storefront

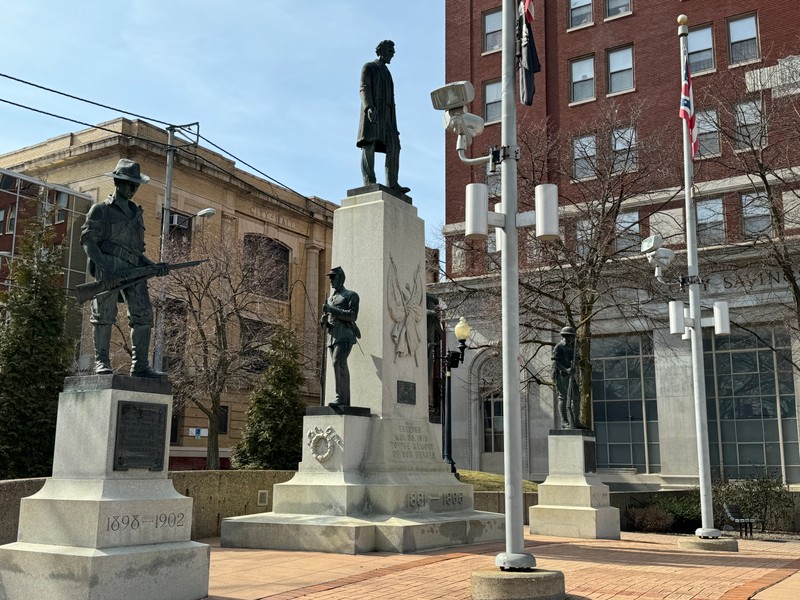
704;326;800;483
591;335;660;473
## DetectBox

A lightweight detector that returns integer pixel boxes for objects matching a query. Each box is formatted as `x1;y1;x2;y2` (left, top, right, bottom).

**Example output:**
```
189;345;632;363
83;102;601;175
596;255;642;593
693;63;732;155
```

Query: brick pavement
204;532;800;600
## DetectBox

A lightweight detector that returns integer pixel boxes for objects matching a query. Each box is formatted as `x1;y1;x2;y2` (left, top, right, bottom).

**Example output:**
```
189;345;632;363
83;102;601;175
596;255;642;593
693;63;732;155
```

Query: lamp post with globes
443;316;471;473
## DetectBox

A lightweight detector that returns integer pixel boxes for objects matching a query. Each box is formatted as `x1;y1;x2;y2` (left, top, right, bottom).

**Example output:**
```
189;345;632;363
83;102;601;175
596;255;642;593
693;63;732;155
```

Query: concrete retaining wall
1;474;797;543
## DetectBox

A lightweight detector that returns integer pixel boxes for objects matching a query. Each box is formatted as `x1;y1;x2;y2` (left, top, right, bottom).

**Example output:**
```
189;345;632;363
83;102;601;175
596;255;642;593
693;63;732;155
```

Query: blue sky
0;1;446;244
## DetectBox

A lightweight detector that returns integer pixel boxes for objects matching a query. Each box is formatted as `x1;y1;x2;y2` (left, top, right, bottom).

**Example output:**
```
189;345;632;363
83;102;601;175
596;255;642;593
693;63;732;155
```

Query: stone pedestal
0;376;209;600
221;189;505;554
529;430;620;540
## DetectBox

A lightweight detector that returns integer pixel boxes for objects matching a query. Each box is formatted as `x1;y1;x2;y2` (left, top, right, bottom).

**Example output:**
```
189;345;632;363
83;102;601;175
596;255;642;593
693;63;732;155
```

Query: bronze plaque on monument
114;401;167;471
397;380;416;405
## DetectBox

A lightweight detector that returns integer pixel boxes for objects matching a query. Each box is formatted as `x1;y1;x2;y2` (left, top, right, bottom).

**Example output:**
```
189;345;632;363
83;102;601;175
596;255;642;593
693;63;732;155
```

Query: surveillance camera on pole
431;81;486;157
641;235;674;280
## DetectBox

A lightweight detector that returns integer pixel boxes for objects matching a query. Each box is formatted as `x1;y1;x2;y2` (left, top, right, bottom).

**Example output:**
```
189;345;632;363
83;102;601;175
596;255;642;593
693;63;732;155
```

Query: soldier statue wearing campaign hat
552;326;583;429
81;159;169;377
320;266;360;406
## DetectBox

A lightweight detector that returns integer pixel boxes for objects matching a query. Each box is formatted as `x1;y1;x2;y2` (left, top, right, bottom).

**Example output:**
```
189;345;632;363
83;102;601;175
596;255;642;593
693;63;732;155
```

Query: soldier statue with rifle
552;326;583;429
81;159;180;378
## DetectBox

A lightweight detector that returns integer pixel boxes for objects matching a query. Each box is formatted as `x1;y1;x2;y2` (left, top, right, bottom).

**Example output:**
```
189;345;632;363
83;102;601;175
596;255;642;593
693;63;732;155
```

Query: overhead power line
0;71;334;213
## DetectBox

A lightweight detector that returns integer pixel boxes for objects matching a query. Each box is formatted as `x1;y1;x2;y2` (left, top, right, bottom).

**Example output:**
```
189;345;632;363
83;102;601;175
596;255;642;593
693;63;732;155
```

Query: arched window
243;234;290;301
479;355;504;453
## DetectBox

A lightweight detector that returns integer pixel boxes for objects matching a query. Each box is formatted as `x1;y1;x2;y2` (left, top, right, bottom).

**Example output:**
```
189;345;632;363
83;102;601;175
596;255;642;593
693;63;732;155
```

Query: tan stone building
0;118;336;469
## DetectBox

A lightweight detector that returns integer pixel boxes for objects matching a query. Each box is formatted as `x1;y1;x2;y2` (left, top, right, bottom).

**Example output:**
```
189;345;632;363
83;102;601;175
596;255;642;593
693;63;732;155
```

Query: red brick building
438;1;800;486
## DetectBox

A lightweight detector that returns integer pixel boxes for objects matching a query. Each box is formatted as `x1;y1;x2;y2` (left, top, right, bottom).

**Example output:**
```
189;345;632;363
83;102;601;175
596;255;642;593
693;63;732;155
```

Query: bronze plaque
114;401;167;471
397;380;416;405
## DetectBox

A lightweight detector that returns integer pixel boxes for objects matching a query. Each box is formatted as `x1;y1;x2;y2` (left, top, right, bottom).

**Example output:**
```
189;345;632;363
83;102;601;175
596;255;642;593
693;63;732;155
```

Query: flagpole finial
677;14;688;26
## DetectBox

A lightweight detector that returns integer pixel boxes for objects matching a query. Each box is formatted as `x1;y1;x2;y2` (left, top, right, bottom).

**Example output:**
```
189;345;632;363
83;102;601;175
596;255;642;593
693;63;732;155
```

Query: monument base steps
221;510;505;554
0;541;209;600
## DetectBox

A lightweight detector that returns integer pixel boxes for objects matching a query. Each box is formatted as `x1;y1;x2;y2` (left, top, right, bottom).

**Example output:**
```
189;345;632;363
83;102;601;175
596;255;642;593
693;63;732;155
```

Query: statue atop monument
81;159;169;378
357;39;410;196
320;266;360;406
552;326;584;429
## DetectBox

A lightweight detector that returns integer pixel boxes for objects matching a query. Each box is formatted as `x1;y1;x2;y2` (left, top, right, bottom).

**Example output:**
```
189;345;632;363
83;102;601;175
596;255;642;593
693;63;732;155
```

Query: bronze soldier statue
357;40;410;195
552;326;583;429
81;159;169;378
320;267;360;406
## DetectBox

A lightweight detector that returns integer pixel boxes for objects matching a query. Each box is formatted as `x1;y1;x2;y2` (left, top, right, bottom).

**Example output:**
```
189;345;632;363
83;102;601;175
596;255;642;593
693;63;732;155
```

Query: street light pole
443;317;471;473
493;0;535;570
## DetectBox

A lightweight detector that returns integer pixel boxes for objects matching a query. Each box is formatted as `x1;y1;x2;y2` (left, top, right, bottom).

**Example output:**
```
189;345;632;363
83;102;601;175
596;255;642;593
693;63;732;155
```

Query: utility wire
0;71;334;213
0;71;172;126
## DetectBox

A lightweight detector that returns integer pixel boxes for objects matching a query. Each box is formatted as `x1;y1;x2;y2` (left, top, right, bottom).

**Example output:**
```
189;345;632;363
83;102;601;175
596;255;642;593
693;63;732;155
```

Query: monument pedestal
0;376;209;600
221;189;504;554
529;430;620;540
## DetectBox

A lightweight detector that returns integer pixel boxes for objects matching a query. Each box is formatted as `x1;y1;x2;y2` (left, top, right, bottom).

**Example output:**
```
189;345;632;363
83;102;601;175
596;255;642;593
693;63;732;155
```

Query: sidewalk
204;531;800;600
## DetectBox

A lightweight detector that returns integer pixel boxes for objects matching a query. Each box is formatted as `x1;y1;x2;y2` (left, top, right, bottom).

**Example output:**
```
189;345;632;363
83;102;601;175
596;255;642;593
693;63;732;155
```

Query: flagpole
678;14;720;539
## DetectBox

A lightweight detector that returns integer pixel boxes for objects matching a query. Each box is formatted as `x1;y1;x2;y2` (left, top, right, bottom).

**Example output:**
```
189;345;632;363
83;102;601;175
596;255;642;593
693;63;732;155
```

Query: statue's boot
558;397;570;429
130;326;167;378
94;323;113;375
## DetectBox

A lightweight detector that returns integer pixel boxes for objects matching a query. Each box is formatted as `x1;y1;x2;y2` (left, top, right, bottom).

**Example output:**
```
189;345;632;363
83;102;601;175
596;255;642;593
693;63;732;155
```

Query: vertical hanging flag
518;0;541;106
679;56;699;158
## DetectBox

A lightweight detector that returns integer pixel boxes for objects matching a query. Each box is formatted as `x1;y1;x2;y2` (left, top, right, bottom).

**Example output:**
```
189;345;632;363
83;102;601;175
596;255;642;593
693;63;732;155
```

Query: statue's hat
560;326;576;336
104;159;150;184
327;266;345;278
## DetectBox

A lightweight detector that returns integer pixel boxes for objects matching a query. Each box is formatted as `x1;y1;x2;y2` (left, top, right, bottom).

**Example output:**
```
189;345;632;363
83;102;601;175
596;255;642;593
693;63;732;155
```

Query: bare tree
154;229;314;469
692;49;800;355
439;101;684;427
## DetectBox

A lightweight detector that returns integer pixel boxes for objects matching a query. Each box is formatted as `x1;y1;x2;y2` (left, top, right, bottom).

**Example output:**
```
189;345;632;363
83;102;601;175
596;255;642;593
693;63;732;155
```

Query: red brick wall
444;1;800;275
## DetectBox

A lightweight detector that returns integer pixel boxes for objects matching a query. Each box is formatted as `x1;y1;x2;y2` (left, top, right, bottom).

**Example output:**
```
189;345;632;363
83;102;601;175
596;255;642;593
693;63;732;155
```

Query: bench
723;503;762;538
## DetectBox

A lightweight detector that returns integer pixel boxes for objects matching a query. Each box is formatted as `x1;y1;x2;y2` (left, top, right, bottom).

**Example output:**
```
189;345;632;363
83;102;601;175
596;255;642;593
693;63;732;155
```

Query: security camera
444;111;485;145
646;247;675;279
647;247;675;268
431;81;485;146
431;81;474;111
641;234;662;253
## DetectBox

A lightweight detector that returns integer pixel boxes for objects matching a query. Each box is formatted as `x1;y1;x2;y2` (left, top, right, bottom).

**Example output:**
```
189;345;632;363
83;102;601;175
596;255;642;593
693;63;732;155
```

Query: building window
704;327;798;482
243;234;290;301
591;335;658;473
615;211;640;253
735;100;764;150
486;170;501;200
576;219;593;258
569;0;592;28
728;14;759;65
484;9;502;53
239;317;273;373
608;46;633;94
484;81;501;123
605;0;630;18
480;356;504;453
697;110;720;157
572;134;596;180
166;210;192;252
56;192;69;224
451;240;466;273
218;405;229;435
570;56;595;102
170;406;183;445
0;209;5;234
163;299;188;372
741;192;771;239
696;198;725;246
612;127;637;173
6;206;15;234
688;25;714;74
